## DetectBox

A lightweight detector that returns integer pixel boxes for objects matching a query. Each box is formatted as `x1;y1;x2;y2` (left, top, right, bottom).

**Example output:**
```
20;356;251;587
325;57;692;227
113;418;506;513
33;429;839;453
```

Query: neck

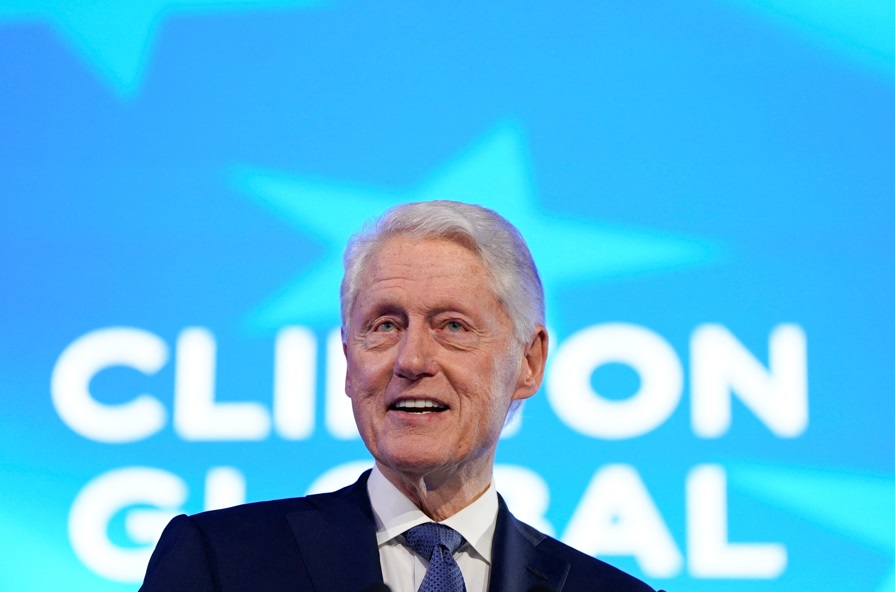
376;461;492;522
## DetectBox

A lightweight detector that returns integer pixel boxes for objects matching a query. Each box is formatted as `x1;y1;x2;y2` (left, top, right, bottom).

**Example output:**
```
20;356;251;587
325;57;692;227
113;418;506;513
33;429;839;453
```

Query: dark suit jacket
140;471;655;592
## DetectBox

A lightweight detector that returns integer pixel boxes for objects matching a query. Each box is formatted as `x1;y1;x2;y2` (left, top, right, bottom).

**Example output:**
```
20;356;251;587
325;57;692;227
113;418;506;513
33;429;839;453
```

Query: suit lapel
489;496;570;592
285;473;571;592
286;471;383;592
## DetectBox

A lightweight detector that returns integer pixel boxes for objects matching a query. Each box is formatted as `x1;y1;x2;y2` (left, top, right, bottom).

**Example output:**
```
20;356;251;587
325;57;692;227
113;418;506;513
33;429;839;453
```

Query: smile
390;399;449;413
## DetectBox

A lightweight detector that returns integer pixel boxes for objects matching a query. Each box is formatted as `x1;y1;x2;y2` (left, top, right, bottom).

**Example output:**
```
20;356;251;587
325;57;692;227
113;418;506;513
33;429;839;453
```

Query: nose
393;324;436;381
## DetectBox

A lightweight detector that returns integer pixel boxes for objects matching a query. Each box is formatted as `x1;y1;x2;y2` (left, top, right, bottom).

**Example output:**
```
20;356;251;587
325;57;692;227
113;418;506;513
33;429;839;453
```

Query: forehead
355;235;498;306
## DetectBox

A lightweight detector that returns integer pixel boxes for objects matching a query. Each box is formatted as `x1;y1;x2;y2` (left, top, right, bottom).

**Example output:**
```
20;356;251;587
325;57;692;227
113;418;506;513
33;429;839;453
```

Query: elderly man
140;201;656;592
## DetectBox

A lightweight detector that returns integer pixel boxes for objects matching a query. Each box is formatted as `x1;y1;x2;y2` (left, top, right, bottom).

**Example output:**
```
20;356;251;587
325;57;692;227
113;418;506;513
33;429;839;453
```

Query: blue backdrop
2;1;894;590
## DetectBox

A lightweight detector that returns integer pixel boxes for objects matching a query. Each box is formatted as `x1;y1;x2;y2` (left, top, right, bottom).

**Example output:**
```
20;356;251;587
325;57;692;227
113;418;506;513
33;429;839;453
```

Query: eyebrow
426;305;475;319
359;301;476;324
357;301;406;324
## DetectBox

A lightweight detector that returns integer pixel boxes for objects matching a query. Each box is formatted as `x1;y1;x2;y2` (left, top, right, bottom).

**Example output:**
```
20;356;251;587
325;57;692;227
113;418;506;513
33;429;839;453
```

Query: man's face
344;236;542;483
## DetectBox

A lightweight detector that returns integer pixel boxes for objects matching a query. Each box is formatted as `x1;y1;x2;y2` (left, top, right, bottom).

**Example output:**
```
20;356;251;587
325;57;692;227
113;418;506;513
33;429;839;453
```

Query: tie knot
403;523;464;560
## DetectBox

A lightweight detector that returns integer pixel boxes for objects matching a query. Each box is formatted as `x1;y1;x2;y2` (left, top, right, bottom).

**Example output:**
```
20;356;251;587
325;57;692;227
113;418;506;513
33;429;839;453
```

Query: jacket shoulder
140;473;375;592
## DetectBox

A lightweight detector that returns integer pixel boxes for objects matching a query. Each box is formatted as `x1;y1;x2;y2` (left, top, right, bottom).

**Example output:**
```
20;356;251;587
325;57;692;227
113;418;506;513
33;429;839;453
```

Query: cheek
347;351;379;384
349;362;392;403
488;354;519;394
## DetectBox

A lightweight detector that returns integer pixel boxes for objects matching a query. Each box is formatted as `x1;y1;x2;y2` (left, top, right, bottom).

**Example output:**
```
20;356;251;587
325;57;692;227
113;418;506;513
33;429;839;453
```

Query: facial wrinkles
360;293;437;339
347;237;522;465
486;341;522;428
383;330;507;431
358;270;498;345
447;322;520;449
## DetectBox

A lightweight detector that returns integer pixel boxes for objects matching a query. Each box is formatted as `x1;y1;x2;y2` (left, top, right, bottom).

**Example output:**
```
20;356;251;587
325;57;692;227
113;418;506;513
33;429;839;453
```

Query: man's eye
445;321;464;332
376;321;396;332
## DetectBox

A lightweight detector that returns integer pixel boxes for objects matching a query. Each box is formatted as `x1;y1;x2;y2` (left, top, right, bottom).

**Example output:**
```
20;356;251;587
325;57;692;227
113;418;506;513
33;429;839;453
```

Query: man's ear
513;326;548;401
342;333;352;397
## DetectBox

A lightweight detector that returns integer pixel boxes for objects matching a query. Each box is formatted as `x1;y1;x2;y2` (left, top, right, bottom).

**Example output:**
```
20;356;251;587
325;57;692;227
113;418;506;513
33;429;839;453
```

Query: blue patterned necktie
403;523;467;592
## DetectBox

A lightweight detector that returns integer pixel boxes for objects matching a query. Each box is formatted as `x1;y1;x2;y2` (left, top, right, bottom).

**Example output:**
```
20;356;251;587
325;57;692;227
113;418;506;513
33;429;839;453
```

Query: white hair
340;200;545;345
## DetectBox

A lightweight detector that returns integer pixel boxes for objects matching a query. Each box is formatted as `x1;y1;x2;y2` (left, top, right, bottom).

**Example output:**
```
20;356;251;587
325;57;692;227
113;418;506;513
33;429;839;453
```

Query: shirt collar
367;464;498;564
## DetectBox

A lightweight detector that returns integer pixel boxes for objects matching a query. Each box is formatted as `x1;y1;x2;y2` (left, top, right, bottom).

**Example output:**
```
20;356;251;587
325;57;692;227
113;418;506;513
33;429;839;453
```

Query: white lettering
562;464;683;577
273;326;316;439
69;467;186;583
326;328;358;439
494;464;554;536
51;327;168;443
691;324;808;437
204;466;247;511
687;464;786;577
173;327;270;440
547;324;683;439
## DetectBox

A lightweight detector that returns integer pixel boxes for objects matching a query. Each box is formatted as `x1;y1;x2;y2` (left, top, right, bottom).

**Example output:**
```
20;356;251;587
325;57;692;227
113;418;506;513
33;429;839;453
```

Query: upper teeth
395;399;443;409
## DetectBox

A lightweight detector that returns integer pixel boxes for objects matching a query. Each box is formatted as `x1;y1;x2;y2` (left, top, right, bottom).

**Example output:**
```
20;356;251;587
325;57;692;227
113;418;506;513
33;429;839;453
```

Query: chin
377;449;454;477
382;453;444;473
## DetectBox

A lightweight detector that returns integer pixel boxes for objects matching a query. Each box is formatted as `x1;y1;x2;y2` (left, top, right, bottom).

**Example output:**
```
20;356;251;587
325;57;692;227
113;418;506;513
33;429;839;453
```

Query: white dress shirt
367;465;498;592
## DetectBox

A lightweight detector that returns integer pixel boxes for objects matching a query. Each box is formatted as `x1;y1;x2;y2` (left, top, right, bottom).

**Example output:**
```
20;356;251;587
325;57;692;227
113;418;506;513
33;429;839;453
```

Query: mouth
389;398;449;414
